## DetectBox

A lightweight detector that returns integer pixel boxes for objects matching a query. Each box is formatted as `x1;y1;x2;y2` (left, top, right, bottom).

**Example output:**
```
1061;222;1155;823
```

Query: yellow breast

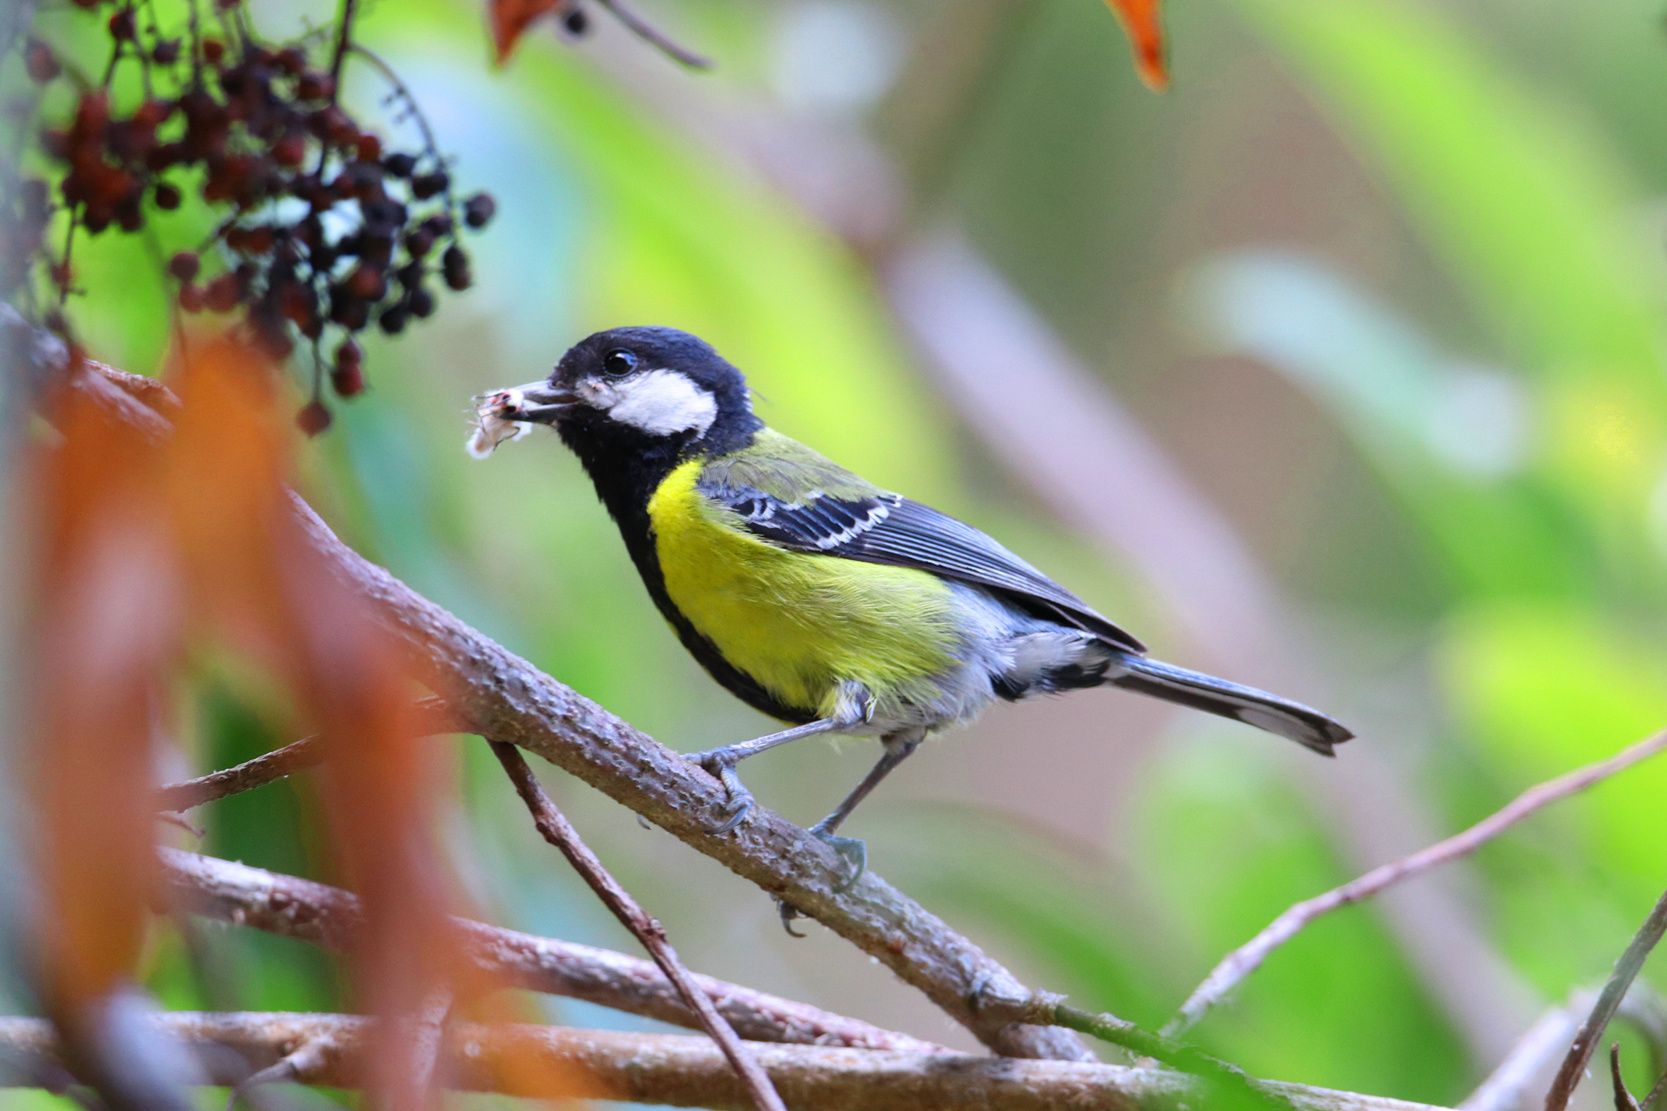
647;460;960;720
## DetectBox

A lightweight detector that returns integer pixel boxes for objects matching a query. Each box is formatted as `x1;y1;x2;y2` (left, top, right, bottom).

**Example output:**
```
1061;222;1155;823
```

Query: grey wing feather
700;468;1145;653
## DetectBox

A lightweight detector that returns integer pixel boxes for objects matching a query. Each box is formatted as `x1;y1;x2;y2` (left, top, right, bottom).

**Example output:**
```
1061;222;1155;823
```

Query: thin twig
1169;729;1667;1038
1644;1066;1667;1111
976;988;1295;1111
594;0;712;69
326;0;357;95
157;735;325;811
155;698;457;811
490;741;785;1111
1545;886;1667;1111
1613;1045;1643;1111
159;847;941;1052
1462;989;1667;1111
0;1012;1456;1111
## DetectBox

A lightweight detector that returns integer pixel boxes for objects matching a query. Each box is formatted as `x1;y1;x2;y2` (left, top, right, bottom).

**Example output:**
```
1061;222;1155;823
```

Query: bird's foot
688;749;755;835
808;821;867;893
775;825;869;937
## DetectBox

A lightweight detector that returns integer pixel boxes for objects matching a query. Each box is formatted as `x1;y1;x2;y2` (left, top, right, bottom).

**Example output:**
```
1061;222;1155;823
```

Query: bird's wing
698;432;1146;653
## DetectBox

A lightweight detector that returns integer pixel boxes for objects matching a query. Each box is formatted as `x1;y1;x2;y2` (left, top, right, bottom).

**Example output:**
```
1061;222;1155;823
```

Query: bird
475;325;1352;886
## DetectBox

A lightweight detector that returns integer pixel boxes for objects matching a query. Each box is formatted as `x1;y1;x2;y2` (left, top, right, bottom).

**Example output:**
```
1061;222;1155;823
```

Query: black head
495;327;762;511
522;327;759;454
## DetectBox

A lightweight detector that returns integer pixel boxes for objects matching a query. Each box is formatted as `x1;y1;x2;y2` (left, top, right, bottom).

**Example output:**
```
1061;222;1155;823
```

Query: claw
691;752;755;835
776;898;809;937
809;823;868;892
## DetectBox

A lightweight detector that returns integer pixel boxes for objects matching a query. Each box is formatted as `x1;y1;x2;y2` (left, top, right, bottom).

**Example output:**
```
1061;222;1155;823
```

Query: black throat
553;405;807;724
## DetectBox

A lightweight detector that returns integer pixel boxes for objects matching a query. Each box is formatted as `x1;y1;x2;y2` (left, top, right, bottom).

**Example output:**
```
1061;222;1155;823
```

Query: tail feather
1110;655;1353;756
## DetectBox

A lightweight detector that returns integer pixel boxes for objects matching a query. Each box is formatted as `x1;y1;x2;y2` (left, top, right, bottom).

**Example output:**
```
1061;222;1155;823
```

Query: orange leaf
488;0;566;65
1104;0;1168;91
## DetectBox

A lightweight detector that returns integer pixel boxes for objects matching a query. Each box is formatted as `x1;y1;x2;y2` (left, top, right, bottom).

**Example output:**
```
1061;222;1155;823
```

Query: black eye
601;349;638;377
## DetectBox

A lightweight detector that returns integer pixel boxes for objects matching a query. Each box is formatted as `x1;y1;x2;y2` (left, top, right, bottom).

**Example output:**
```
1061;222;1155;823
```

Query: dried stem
1545;886;1667;1111
159;847;940;1052
1169;728;1667;1038
489;741;785;1111
0;1012;1454;1111
594;0;712;69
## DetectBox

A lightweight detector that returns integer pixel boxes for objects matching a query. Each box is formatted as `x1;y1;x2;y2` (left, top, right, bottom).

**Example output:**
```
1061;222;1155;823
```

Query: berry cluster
9;0;497;432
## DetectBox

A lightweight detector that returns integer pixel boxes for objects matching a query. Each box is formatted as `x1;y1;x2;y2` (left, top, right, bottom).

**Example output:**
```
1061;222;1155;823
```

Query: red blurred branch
159;848;943;1052
0;1012;1452;1110
1545;885;1667;1111
489;740;785;1111
12;329;1088;1062
1169;728;1667;1038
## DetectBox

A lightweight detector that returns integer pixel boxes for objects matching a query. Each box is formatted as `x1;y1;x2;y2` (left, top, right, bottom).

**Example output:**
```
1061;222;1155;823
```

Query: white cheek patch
604;369;718;436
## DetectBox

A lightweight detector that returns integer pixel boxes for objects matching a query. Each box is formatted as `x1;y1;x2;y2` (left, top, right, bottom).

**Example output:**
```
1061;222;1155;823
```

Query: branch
156;734;324;811
24;342;1089;1061
159;848;944;1053
0;1012;1456;1111
593;0;713;69
1545;885;1667;1111
154;698;457;811
1462;989;1667;1111
1169;728;1667;1037
976;988;1294;1111
489;741;785;1111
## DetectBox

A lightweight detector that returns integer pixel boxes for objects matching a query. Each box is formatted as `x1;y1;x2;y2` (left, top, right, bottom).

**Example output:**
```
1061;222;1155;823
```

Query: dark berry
24;40;60;84
382;152;416;178
463;192;496;229
296;400;332;436
152;39;181;65
154;182;182;210
273;132;308;168
441;245;471;291
108;8;137;41
410;171;448;200
296;72;335;101
378;305;408;335
205;273;240;313
563;7;589;34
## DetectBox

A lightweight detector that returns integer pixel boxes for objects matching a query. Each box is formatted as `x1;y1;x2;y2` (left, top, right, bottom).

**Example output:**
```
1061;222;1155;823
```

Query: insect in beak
494;380;578;424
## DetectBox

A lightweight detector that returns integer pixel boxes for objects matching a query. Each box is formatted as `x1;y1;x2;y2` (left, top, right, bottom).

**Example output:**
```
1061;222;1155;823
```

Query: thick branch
26;330;1090;1060
158;848;944;1053
0;1012;1453;1111
1170;728;1667;1037
489;741;785;1111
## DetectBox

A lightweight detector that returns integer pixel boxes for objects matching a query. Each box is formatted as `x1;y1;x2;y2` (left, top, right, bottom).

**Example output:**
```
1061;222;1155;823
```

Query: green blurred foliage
8;0;1667;1107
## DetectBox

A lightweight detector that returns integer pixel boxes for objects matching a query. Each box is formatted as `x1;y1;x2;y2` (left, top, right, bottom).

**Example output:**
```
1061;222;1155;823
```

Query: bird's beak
495;380;578;424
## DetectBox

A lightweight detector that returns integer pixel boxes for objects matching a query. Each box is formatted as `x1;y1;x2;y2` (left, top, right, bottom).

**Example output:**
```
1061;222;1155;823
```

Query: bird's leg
778;729;923;935
808;729;923;887
686;683;874;836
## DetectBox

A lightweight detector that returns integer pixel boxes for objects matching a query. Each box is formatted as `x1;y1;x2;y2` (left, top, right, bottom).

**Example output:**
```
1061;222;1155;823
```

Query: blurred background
6;0;1667;1106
